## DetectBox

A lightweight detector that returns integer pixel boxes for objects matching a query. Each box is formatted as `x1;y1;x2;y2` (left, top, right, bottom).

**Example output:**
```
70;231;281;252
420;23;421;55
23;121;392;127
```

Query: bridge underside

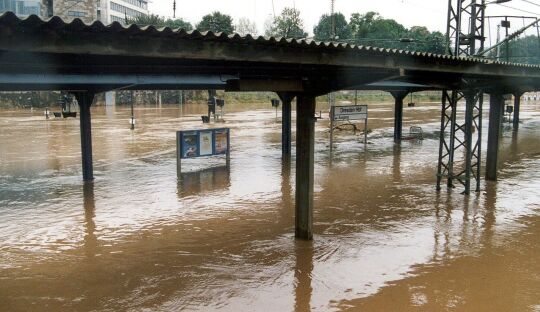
1;13;540;239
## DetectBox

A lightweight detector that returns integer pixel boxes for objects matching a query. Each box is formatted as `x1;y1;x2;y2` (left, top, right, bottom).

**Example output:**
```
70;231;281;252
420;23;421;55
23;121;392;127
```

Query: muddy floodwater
1;99;540;311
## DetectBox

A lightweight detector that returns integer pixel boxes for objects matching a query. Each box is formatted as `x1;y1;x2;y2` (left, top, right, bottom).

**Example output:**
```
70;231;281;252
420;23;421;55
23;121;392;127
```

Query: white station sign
331;105;368;121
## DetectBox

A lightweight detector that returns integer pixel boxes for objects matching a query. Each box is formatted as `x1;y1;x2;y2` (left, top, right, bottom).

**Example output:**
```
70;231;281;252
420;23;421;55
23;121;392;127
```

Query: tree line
126;8;445;54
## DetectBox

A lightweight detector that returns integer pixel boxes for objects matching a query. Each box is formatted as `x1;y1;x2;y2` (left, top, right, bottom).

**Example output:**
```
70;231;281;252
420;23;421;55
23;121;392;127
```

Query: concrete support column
74;92;96;182
278;93;295;158
295;94;316;240
390;91;408;143
513;92;522;130
486;93;504;181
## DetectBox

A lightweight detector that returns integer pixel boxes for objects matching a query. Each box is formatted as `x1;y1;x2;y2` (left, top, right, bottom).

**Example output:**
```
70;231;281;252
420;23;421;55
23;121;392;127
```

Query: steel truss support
437;89;483;194
446;0;486;56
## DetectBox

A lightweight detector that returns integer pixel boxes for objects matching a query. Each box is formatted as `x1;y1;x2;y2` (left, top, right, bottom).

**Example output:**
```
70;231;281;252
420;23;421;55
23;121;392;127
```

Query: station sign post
330;105;368;152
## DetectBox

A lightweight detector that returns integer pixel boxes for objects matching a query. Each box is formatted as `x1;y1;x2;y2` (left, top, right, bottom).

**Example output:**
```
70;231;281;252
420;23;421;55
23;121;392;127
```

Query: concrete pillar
486;93;504;181
74;92;96;182
278;93;294;158
391;91;408;143
513;93;522;130
295;94;316;240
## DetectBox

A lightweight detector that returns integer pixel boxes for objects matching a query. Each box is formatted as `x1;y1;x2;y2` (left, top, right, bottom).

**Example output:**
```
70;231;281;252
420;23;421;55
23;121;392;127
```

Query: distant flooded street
1;100;540;311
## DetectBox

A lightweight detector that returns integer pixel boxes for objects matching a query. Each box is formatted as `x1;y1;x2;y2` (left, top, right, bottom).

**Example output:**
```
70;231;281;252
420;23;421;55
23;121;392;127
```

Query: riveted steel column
279;93;294;158
295;94;316;240
74;92;95;182
486;93;504;181
391;91;408;143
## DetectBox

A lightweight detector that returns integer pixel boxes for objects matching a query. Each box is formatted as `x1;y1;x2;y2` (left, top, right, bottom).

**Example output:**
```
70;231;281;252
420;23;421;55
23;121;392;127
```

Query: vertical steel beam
463;91;476;194
513;92;522;130
74;92;96;182
447;0;486;56
447;90;459;188
475;93;484;192
278;93;294;158
295;94;316;240
486;93;504;181
436;91;449;191
391;91;408;143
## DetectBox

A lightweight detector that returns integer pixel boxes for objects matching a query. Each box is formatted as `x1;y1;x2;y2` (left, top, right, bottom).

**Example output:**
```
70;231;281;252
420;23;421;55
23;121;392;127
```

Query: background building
104;0;148;24
0;0;148;24
0;0;42;17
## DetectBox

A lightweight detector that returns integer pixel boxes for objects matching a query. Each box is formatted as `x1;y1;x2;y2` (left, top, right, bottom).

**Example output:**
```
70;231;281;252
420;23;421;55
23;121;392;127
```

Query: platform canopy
0;12;540;93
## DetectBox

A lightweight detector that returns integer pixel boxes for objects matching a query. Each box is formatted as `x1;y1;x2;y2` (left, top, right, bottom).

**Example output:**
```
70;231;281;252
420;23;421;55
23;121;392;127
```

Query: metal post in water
278;93;293;158
486;92;504;181
74;92;95;182
295;94;316;240
513;92;522;130
391;91;407;143
463;91;475;195
364;116;368;144
329;106;334;153
130;101;135;130
176;131;182;179
226;129;231;167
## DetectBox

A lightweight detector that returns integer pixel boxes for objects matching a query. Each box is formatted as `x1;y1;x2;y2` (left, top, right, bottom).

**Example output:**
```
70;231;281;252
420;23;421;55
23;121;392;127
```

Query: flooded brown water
1;99;540;311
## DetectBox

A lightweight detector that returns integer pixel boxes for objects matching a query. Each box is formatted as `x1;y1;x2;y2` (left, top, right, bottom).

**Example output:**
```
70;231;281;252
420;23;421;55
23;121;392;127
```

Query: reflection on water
0;100;539;311
178;165;231;198
294;241;313;312
83;182;97;258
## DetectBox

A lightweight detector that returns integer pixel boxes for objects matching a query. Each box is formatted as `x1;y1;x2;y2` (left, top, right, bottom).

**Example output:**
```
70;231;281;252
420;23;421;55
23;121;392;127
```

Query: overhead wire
496;3;540;16
519;0;540;8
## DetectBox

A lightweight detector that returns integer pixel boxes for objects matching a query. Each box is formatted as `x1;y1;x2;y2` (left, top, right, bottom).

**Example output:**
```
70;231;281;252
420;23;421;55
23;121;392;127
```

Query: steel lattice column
446;0;486;56
437;89;483;194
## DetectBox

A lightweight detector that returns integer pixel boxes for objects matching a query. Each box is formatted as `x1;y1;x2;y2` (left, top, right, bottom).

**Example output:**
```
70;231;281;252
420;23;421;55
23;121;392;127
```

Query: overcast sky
149;0;540;38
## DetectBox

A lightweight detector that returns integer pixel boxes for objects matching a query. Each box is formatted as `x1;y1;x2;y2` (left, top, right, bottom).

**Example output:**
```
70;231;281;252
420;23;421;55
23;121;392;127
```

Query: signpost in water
176;128;230;177
330;105;369;152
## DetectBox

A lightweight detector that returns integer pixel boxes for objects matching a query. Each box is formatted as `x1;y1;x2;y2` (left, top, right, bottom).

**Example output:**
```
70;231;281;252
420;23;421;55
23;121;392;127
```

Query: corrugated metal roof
1;11;539;70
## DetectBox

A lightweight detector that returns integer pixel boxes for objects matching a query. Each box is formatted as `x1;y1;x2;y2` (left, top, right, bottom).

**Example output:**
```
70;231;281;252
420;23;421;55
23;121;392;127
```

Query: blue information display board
177;128;230;159
176;128;231;177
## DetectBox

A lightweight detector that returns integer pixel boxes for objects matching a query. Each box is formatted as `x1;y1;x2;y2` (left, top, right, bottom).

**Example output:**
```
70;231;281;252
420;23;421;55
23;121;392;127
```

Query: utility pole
173;0;176;18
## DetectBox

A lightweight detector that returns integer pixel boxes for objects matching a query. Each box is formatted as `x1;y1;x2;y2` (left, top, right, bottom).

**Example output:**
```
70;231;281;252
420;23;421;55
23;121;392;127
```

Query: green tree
164;18;193;30
265;7;308;39
349;11;406;48
313;13;351;41
403;26;445;54
196;11;235;34
125;14;164;27
498;35;540;64
125;14;193;30
236;17;258;36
